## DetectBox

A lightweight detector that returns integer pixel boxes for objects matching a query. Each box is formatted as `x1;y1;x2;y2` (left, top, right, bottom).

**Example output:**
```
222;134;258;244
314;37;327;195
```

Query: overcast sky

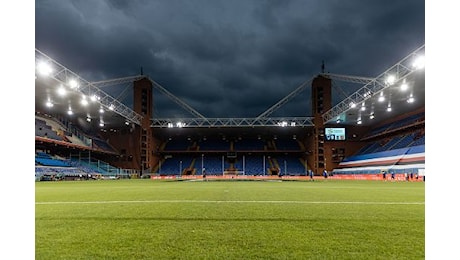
35;0;424;118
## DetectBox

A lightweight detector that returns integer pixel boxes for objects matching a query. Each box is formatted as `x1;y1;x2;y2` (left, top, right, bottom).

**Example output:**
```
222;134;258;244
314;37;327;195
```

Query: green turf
35;179;425;259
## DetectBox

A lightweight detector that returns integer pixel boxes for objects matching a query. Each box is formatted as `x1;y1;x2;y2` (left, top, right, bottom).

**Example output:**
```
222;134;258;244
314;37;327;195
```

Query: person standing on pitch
309;170;314;181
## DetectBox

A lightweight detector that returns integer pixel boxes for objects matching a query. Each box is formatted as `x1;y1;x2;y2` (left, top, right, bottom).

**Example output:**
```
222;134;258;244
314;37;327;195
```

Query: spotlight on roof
45;100;53;108
278;121;288;127
407;94;415;103
37;61;52;77
361;103;366;111
109;104;115;111
336;118;341;124
167;123;173;128
99;122;104;127
80;97;88;106
378;92;385;102
386;75;396;85
57;85;67;96
67;109;73;115
400;83;408;91
90;95;98;102
357;119;362;125
350;102;356;108
387;105;392;112
86;117;91;122
413;55;425;69
68;79;79;89
125;121;130;125
99;107;104;114
370;113;375;119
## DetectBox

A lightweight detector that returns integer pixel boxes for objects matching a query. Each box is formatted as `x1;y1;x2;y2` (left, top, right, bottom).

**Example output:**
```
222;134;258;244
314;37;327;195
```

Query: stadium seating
159;155;194;175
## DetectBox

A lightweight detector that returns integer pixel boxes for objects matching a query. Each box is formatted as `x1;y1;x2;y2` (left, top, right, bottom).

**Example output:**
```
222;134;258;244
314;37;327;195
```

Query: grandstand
35;45;424;181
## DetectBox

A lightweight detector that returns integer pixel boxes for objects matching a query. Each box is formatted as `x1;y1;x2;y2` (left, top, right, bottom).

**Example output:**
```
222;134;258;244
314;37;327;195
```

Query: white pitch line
35;200;424;205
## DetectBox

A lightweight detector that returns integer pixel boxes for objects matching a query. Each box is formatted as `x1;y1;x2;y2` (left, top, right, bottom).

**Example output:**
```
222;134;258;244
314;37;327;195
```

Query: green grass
35;179;425;259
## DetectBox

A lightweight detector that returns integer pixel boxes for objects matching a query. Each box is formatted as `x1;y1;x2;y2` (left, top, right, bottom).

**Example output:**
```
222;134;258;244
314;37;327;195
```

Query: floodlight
357;119;362;125
90;95;98;102
361;103;366;111
37;61;52;76
350;102;356;108
370;114;375;119
67;109;73;115
386;75;396;85
86;117;91;122
69;79;79;89
167;123;173;128
279;121;288;127
378;92;385;102
80;96;88;106
99;107;104;113
401;82;409;91
413;56;425;69
407;94;415;103
57;85;67;96
109;104;115;111
45;100;53;108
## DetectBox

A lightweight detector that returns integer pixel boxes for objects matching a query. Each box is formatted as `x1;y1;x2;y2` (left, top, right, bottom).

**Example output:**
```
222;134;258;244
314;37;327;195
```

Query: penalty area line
35;200;424;205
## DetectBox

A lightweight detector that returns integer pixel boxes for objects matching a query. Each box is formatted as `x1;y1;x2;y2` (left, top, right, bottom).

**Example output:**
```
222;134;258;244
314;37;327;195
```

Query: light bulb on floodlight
99;107;104;113
90;95;98;102
370;114;375;119
407;94;415;103
57;86;66;96
69;79;78;89
99;122;104;127
386;75;396;85
67;109;73;115
45;100;53;107
109;104;114;110
357;119;362;125
86;117;91;122
413;56;425;69
81;98;88;106
38;62;52;76
401;83;408;91
350;102;356;108
387;106;392;112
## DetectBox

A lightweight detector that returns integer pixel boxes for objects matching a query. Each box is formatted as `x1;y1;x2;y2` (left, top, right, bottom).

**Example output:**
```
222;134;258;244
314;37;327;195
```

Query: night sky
35;0;425;118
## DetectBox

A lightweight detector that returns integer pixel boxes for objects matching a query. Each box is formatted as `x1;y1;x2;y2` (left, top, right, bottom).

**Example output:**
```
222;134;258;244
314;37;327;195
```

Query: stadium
35;44;425;259
35;45;425;182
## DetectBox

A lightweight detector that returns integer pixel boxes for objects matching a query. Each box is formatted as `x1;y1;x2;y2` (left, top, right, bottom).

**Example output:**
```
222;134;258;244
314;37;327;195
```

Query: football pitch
35;179;425;259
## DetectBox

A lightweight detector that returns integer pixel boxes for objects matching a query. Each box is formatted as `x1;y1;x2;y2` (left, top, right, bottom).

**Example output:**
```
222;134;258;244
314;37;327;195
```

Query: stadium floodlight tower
321;44;425;125
35;49;144;126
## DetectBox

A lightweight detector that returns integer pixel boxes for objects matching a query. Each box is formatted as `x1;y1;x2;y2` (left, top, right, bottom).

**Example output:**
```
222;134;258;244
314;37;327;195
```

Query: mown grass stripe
35;200;424;205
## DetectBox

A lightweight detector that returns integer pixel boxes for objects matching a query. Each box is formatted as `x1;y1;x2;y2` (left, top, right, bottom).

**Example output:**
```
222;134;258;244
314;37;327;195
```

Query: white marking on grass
35;200;424;205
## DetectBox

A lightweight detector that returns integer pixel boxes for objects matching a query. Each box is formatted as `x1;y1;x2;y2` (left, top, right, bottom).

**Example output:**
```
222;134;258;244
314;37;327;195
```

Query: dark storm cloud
35;0;424;118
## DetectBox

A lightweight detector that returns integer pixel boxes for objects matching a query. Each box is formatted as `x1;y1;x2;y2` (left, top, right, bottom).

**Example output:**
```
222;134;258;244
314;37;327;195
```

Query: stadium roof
35;45;424;131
